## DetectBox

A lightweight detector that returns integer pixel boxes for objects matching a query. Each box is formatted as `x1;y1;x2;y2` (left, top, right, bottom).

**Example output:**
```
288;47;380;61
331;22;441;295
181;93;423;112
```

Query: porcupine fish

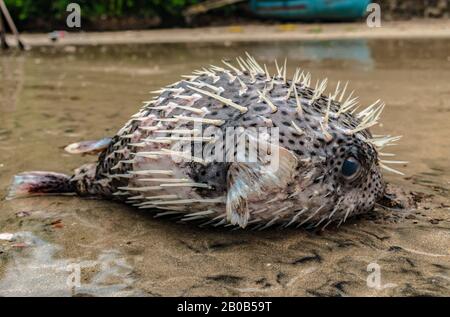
7;54;405;229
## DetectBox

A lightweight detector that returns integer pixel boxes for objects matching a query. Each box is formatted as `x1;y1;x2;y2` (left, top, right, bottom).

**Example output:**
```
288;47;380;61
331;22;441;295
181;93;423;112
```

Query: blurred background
3;0;449;31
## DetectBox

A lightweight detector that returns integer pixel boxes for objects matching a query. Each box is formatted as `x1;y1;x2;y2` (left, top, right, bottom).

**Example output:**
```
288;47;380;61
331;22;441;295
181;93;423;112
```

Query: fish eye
341;157;361;179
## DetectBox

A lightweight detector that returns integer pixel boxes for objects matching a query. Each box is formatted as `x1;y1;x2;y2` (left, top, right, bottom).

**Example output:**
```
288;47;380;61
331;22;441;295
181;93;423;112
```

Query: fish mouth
375;183;413;211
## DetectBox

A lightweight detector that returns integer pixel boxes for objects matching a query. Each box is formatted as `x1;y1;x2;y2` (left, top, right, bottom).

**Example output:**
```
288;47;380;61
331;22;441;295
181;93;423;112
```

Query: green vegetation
4;0;205;29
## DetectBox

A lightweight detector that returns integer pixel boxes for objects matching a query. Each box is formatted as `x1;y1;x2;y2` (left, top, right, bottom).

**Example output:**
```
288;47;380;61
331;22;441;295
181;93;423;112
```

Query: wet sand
0;39;449;296
5;20;450;47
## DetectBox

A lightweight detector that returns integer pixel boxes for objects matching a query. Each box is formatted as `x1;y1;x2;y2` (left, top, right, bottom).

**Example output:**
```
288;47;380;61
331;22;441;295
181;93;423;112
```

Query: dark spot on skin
316;137;325;143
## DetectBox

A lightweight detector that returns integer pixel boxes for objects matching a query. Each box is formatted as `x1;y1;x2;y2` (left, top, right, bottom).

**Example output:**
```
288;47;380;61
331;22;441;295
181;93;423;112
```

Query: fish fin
226;145;298;228
6;171;74;200
64;137;112;155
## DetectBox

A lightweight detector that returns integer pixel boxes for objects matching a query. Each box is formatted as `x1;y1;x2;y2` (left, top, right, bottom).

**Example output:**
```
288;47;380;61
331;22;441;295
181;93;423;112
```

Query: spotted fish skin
10;55;403;229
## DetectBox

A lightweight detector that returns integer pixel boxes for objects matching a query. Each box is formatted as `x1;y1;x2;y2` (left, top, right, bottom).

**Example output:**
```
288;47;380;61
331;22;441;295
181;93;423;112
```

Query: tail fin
6;171;75;200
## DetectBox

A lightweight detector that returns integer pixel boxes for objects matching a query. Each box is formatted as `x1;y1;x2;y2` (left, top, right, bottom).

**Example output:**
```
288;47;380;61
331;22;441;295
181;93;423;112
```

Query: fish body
8;55;404;229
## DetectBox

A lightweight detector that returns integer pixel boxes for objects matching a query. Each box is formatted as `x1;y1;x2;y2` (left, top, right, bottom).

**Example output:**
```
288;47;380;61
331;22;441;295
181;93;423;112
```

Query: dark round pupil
342;159;359;177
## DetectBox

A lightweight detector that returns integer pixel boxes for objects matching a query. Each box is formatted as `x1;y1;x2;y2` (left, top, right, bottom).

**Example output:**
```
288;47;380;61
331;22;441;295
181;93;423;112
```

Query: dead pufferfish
7;54;405;230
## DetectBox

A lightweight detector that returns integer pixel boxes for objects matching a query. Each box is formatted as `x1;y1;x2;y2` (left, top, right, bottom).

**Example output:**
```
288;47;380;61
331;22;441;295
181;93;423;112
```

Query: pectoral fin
64;137;112;155
226;146;298;228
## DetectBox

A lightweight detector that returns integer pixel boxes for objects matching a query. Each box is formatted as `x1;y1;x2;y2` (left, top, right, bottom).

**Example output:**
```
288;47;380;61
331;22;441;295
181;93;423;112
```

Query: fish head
283;118;389;226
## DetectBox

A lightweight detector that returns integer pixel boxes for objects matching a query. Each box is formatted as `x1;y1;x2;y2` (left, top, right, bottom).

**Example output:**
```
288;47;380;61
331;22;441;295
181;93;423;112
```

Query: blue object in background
250;0;371;21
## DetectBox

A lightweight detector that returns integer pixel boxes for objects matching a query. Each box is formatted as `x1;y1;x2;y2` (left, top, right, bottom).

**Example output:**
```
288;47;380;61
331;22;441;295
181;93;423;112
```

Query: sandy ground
5;20;450;47
0;30;449;297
